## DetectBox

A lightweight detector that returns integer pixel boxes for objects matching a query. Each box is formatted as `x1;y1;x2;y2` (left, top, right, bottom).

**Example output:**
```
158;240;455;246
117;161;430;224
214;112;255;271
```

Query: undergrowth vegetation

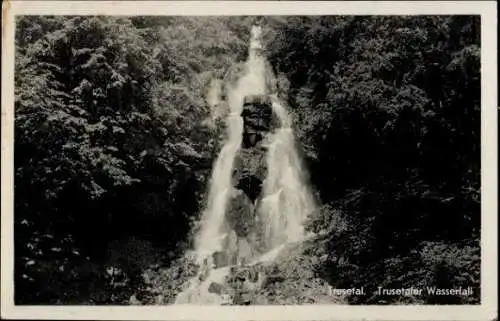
14;15;253;304
264;16;481;304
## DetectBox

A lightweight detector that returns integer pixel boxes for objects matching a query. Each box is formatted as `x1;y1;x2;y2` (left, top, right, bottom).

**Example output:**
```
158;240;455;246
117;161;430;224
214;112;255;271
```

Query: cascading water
175;24;316;304
175;25;268;304
258;100;316;251
193;25;267;263
193;96;242;261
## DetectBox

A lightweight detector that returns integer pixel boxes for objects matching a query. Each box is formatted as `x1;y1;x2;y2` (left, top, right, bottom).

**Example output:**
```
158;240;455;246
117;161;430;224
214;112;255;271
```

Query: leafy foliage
14;16;252;304
264;15;481;304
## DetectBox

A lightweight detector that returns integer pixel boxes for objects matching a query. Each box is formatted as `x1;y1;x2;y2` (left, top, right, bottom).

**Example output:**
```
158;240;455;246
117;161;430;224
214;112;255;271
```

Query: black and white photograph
1;1;497;320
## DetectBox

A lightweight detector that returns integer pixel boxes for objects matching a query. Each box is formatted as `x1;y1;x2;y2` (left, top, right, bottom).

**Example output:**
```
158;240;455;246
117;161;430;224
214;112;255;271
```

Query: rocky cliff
220;94;275;266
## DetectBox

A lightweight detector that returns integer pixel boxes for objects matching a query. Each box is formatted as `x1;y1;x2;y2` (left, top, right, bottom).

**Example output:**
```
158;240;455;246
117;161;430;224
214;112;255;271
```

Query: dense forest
14;15;480;305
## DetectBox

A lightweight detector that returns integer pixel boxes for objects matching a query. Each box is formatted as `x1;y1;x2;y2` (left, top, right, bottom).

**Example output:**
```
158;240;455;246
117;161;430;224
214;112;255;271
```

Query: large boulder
235;94;275;200
208;282;224;294
232;147;267;202
241;95;274;148
234;147;267;178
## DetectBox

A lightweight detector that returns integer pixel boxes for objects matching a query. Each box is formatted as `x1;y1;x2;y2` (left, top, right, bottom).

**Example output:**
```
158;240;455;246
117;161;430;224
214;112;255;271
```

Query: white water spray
258;101;316;250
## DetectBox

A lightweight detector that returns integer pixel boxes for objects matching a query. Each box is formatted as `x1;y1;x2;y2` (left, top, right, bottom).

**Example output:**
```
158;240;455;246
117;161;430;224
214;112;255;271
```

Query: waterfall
193;25;267;263
258;100;316;251
175;24;315;305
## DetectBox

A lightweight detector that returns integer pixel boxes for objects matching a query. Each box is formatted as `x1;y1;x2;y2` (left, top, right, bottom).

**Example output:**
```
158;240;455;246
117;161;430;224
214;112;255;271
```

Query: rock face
222;94;275;267
212;251;229;268
220;242;346;305
226;189;255;237
232;95;274;202
241;95;273;148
